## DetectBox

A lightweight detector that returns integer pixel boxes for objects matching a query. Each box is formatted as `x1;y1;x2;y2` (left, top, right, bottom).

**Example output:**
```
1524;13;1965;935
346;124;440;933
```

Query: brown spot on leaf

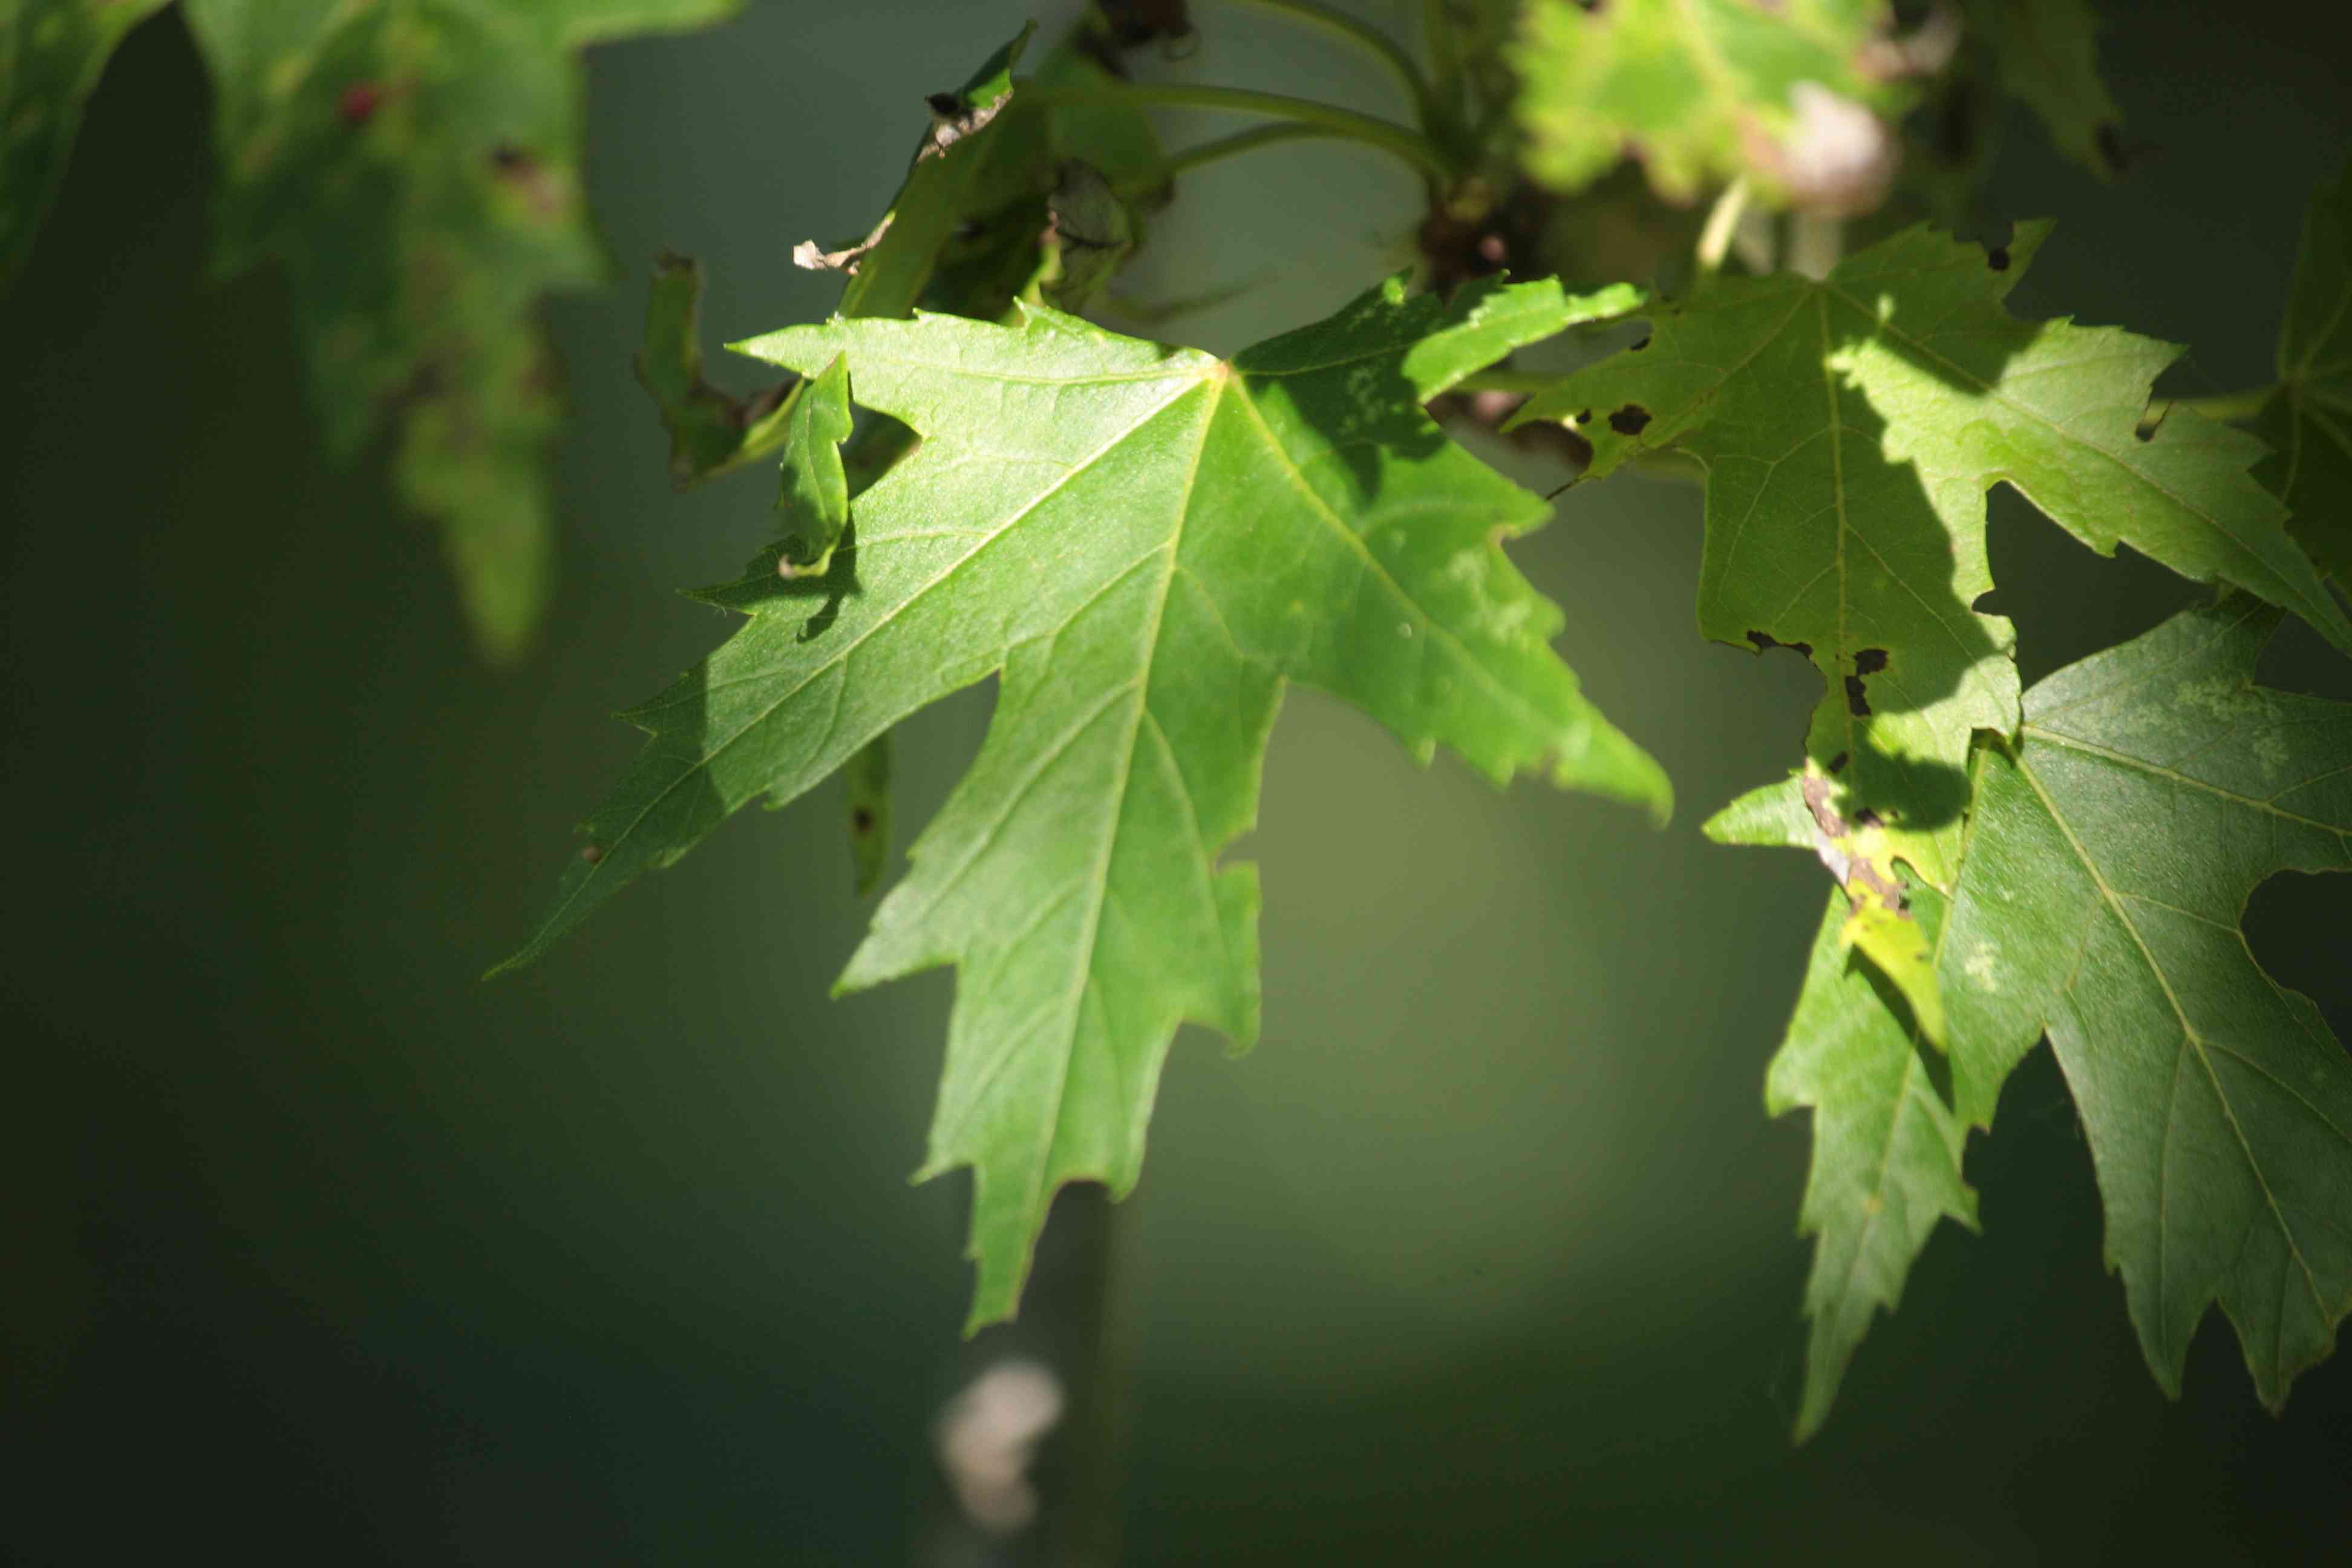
580;843;605;866
794;213;894;275
851;808;877;835
1575;408;1592;425
1844;674;1872;717
1854;647;1888;675
338;82;382;128
1827;751;1849;774
1607;405;1651;436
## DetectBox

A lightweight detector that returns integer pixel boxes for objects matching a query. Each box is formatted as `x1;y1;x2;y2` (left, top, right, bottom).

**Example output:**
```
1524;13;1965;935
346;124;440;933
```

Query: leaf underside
504;274;1667;1325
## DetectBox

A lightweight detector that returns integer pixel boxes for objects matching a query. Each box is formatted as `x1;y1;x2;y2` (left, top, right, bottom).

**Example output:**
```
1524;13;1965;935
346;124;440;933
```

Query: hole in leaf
2244;872;2352;1040
1746;629;1814;658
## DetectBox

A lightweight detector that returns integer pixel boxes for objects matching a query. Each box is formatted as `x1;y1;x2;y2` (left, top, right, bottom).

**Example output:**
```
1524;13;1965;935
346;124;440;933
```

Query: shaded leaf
1964;0;2126;178
0;0;172;288
2256;160;2352;583
843;732;892;898
636;250;791;488
1767;884;1975;1440
1943;596;2352;1406
499;275;1669;1324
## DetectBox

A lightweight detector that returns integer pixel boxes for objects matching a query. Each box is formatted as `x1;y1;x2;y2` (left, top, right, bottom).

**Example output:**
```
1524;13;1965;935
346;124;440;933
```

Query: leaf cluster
18;0;2351;1443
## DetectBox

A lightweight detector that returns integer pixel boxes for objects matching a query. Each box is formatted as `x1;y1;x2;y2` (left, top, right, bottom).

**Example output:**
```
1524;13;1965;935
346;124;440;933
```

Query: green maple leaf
1510;0;1896;206
175;0;738;659
1764;881;1974;1441
2256;162;2352;584
0;0;173;286
1939;596;2352;1406
1710;766;1973;1439
497;274;1669;1325
1518;223;2352;886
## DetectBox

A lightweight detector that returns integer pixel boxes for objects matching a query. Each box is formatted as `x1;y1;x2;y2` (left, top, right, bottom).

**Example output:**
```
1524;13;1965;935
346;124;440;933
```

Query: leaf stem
1787;212;1844;281
1219;0;1440;132
2172;387;2273;423
1025;82;1457;187
1422;0;1465;121
1694;177;1751;283
1156;122;1341;182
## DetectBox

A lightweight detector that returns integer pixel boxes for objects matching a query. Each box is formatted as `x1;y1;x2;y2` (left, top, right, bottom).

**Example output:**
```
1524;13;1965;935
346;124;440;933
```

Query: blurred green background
6;1;2350;1561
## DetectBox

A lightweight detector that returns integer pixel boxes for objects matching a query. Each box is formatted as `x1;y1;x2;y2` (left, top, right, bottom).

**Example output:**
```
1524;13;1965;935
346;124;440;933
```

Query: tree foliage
15;0;2350;1441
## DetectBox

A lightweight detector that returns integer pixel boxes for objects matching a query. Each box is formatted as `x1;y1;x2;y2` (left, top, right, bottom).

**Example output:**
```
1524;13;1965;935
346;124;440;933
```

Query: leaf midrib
525;370;1214;958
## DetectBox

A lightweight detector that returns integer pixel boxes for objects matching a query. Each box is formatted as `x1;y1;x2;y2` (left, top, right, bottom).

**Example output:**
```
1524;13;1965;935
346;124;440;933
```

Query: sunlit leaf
500;275;1668;1324
1521;223;2352;884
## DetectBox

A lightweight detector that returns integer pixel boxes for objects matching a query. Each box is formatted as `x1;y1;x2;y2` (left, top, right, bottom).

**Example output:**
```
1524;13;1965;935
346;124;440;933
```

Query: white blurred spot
933;1359;1064;1535
1777;82;1898;218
